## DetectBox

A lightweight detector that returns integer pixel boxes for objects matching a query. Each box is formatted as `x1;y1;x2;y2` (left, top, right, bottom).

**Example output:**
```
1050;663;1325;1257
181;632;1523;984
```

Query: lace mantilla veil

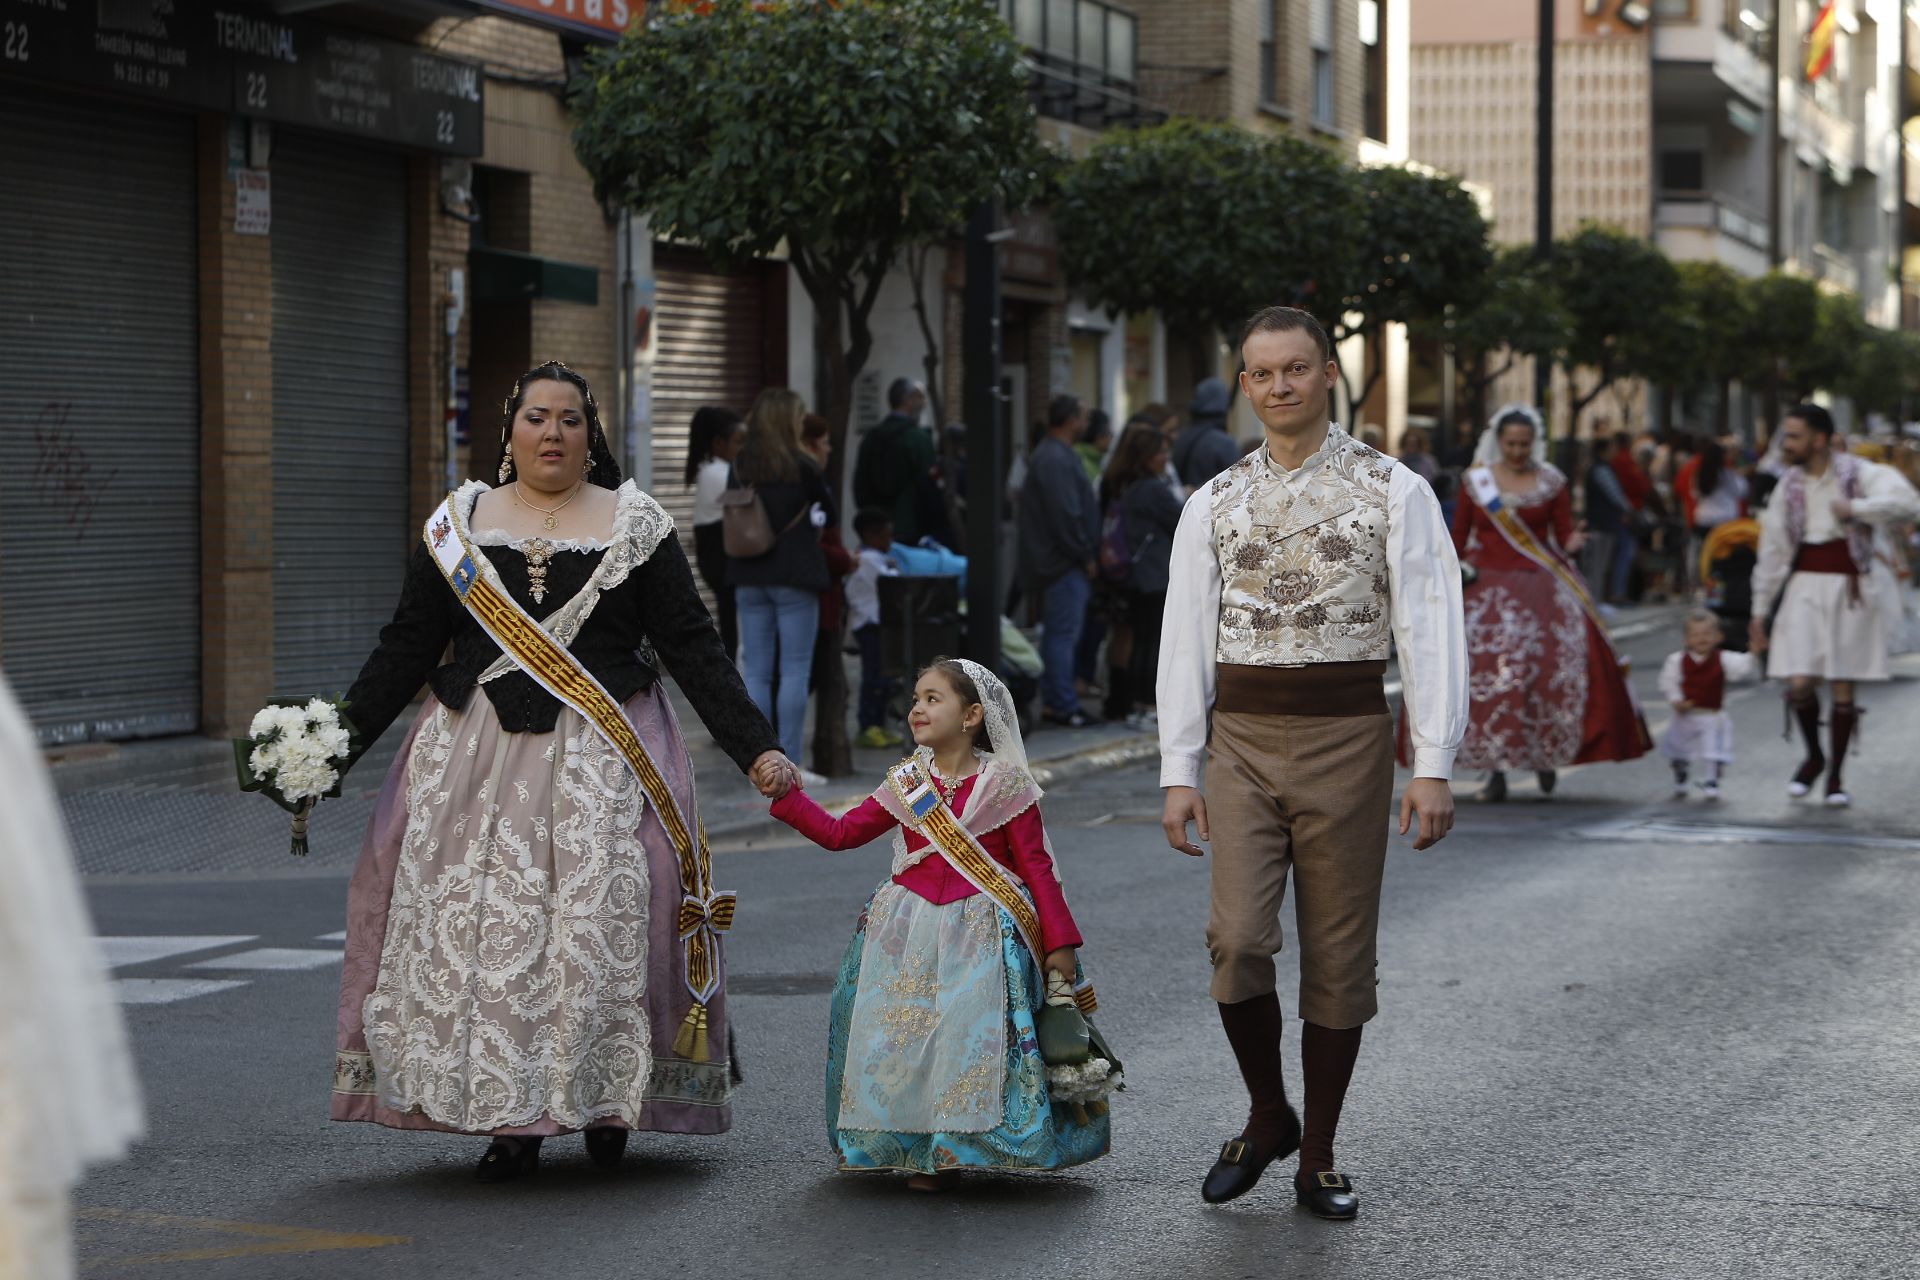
884;658;1066;886
1473;403;1549;470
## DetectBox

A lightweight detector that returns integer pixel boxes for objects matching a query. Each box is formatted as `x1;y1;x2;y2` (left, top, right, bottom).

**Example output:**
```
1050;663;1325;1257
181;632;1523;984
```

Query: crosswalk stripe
114;979;248;1005
184;948;342;972
315;930;348;943
96;936;257;969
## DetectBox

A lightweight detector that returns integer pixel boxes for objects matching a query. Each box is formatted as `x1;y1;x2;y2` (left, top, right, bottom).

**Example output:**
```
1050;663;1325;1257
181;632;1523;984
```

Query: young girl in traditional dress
1658;610;1760;800
769;658;1114;1190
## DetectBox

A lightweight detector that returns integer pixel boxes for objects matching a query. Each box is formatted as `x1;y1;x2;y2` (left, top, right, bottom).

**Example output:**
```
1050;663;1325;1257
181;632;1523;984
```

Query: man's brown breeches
1204;708;1394;1027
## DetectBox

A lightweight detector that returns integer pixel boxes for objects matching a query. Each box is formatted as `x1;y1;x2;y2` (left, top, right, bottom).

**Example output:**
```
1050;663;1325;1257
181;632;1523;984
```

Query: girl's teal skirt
825;886;1110;1174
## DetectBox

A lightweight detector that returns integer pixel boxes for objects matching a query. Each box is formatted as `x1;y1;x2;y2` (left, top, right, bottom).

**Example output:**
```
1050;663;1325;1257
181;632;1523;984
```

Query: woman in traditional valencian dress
329;362;797;1181
1401;406;1646;801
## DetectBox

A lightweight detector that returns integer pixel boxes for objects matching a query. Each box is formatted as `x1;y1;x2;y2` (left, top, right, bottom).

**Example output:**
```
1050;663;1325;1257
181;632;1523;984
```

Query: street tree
1844;325;1920;420
571;0;1047;776
1328;164;1493;410
571;0;1046;446
1789;289;1867;401
1549;225;1681;431
1055;118;1361;362
1413;244;1568;442
1738;270;1821;420
1633;260;1752;434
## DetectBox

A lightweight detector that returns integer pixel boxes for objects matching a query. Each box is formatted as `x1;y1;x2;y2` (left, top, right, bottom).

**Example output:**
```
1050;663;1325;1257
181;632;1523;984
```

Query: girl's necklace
514;481;583;531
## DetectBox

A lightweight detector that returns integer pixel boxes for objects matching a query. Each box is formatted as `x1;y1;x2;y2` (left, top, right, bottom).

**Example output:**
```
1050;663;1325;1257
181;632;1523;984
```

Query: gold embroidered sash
425;492;731;1061
882;757;1097;1015
1465;467;1629;669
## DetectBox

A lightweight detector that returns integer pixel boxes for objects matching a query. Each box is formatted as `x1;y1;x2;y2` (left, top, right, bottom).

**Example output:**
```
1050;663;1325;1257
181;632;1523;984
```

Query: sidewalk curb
706;731;1162;844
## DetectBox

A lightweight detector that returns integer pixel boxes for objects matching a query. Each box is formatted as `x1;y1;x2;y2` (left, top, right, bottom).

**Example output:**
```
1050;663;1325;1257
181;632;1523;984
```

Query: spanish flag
1805;0;1838;81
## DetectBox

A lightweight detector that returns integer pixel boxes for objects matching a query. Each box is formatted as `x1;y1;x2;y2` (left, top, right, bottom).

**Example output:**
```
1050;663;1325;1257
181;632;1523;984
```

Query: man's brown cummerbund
1793;540;1858;575
1215;660;1388;717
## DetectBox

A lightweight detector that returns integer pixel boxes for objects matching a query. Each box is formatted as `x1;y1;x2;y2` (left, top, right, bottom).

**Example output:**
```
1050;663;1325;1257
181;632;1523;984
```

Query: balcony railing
996;0;1160;126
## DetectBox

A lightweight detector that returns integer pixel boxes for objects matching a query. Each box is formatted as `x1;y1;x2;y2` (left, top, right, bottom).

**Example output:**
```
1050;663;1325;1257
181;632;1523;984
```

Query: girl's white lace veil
953;657;1033;788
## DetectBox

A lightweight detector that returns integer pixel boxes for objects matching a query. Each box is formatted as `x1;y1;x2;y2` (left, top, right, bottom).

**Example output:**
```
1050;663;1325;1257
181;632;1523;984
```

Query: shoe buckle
1315;1171;1348;1189
1221;1138;1249;1164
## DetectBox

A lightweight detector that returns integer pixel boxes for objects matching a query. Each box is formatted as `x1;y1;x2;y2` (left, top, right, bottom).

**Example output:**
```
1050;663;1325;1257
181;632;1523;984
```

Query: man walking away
1020;394;1102;728
853;378;938;545
1173;377;1241;489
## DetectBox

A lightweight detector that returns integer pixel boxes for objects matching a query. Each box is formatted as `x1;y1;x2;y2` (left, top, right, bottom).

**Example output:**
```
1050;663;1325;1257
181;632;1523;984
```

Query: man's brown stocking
1216;992;1296;1157
1296;1021;1363;1177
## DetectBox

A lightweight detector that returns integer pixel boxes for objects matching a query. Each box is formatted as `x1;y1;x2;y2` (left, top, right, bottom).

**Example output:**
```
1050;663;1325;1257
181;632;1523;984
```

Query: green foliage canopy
1054;119;1362;341
1549;225;1681;416
1330;164;1493;403
570;0;1048;427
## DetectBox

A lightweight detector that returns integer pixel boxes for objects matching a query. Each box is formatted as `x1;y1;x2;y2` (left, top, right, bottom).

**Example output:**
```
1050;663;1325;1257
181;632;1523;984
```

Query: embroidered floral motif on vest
1209;428;1396;666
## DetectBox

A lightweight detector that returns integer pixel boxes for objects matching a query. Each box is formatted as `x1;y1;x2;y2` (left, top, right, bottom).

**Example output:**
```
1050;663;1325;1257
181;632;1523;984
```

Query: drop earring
498;452;514;484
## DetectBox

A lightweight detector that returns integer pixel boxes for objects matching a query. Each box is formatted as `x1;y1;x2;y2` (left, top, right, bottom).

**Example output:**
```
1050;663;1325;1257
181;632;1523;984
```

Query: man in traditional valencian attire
1158;307;1467;1218
1750;404;1920;806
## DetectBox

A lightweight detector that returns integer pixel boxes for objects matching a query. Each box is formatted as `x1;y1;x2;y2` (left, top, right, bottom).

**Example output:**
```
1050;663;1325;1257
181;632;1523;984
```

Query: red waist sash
1794;541;1858;574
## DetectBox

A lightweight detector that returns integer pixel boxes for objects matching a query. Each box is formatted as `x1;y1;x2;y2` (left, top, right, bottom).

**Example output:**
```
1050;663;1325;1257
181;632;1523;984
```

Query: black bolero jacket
342;482;779;775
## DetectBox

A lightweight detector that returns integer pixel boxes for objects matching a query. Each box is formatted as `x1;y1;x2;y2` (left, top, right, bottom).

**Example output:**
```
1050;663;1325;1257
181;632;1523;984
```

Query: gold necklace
514;481;583;531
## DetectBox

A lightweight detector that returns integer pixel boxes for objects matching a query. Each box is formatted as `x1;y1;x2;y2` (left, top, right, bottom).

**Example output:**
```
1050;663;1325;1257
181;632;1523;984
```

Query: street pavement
71;609;1920;1278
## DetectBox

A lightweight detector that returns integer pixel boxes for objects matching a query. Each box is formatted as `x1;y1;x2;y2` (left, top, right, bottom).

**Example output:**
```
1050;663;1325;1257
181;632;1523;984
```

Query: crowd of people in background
682;368;1920;783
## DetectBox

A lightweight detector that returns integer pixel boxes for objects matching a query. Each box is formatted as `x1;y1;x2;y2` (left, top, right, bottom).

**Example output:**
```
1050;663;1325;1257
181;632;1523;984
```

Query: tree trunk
905;238;966;550
793;256;856;779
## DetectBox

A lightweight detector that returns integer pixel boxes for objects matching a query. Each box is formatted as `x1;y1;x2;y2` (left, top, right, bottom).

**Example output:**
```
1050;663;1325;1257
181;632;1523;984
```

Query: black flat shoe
584;1127;628;1170
1536;769;1557;795
1295;1169;1358;1219
475;1136;541;1183
1201;1111;1301;1205
1476;772;1507;804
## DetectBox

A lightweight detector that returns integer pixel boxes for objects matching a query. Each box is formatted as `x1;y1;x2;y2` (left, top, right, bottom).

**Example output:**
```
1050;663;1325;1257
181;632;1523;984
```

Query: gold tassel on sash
672;1002;711;1063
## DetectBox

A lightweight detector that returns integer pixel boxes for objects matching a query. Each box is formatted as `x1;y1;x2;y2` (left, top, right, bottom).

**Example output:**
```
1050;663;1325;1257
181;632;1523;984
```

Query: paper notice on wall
235;169;271;236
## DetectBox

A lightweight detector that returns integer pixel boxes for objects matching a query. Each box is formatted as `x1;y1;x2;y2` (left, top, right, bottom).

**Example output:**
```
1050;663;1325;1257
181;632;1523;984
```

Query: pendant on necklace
543;514;557;531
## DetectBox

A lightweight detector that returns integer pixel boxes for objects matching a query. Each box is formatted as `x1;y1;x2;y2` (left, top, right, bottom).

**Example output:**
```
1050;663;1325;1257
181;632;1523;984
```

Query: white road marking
315;930;348;943
185;948;343;972
114;978;249;1005
1575;817;1920;851
96;936;257;969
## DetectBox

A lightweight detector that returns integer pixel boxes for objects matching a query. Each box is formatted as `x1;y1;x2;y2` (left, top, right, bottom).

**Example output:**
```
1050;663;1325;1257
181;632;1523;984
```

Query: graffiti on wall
32;403;119;541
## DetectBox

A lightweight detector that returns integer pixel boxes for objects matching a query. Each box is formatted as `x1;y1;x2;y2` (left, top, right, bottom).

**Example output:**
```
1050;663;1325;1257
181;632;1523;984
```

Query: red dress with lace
1401;465;1646;771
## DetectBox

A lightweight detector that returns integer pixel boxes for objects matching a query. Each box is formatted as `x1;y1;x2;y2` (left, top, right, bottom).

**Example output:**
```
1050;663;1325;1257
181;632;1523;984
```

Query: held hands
1564;520;1590;556
1748;616;1770;654
1671;699;1694;713
1162;785;1209;857
1399;777;1455;851
751;750;801;800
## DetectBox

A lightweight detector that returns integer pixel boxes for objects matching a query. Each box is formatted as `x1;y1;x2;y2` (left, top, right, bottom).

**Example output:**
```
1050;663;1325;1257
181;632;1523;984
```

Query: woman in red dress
1404;406;1647;801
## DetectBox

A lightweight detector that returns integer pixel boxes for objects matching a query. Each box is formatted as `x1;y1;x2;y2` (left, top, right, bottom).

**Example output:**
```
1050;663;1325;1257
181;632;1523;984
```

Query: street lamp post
1534;0;1555;425
962;201;1004;675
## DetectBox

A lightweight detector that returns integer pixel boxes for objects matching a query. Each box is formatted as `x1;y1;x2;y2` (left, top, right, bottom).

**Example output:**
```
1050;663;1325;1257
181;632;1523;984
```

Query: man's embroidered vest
1208;429;1396;666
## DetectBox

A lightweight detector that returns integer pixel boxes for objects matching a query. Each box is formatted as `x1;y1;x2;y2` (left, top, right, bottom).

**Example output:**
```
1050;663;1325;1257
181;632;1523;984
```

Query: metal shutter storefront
271;133;410;697
0;86;200;744
651;248;777;555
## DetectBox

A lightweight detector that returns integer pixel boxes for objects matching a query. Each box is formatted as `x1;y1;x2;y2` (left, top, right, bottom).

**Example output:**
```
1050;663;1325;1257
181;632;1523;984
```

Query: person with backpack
1103;422;1183;730
853;378;939;545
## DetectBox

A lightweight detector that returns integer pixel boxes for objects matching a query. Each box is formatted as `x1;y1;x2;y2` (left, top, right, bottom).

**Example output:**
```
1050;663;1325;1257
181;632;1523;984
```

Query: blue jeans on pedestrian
1039;571;1090;717
736;584;820;764
854;623;890;731
1609;525;1636;603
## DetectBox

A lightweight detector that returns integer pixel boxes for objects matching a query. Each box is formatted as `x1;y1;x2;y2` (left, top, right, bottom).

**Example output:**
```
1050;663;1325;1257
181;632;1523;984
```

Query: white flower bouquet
232;696;358;856
1046;1055;1124;1106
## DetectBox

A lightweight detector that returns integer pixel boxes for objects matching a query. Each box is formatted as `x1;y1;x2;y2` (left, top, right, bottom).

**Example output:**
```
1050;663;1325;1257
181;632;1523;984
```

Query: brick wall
1130;1;1372;156
196;116;275;738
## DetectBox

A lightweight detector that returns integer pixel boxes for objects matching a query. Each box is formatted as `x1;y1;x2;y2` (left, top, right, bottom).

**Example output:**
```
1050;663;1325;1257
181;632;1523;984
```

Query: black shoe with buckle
1294;1169;1359;1219
1201;1111;1301;1205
